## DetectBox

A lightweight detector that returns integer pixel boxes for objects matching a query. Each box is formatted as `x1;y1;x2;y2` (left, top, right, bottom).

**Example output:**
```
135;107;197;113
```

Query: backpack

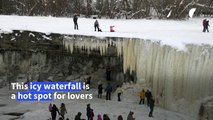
203;19;206;26
48;103;52;112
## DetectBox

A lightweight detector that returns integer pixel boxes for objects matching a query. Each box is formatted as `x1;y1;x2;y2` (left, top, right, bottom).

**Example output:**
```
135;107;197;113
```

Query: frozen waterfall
0;52;46;73
63;36;213;116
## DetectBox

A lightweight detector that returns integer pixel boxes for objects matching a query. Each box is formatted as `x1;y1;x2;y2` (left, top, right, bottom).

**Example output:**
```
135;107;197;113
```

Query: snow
0;84;194;120
0;15;212;120
0;15;212;50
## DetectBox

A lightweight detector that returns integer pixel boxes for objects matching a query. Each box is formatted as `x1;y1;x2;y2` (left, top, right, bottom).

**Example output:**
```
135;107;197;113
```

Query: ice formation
63;36;213;115
0;52;46;74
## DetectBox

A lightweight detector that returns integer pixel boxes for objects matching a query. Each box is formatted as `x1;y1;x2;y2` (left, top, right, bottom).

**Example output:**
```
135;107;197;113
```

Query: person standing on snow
106;65;111;81
145;90;152;106
97;114;103;120
117;115;123;120
98;83;103;98
50;104;60;120
103;114;110;120
105;83;112;100
203;19;210;32
203;19;207;32
149;97;155;117
86;104;92;120
116;85;123;101
205;20;210;32
127;111;135;120
110;26;115;32
90;109;94;120
60;103;67;119
94;20;99;32
73;14;78;30
75;112;85;120
138;89;145;104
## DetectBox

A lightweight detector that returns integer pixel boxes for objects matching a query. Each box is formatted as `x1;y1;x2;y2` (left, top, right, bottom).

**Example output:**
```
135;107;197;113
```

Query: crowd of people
49;102;137;120
48;83;155;120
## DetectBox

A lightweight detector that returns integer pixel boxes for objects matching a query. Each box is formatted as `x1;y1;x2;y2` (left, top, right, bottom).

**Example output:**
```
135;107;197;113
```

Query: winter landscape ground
0;15;212;50
0;15;212;120
0;83;194;120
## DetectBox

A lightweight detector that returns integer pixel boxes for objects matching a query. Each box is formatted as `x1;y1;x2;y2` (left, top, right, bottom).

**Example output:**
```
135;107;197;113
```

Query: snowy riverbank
0;15;212;50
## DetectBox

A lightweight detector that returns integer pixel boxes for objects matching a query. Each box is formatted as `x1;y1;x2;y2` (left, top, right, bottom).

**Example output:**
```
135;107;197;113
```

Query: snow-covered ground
0;84;194;120
0;15;212;50
0;15;211;120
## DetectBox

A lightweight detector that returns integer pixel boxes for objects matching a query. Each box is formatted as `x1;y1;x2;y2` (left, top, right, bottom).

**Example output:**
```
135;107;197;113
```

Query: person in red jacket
110;26;115;32
97;114;102;120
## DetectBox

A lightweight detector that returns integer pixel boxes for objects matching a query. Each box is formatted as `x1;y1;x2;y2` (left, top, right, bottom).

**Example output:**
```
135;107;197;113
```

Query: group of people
98;83;123;101
202;19;210;32
138;89;155;117
49;103;136;120
49;103;67;120
48;87;154;120
98;83;113;100
73;14;115;32
98;83;154;117
85;104;136;120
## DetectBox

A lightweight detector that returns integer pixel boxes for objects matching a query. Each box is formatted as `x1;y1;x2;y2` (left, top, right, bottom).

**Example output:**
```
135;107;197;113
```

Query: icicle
62;36;213;112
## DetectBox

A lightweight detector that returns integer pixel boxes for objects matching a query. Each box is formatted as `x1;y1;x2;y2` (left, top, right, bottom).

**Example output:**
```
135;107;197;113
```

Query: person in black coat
103;114;110;120
117;115;123;120
51;104;60;120
127;111;135;120
73;14;78;30
205;20;210;32
86;104;92;120
75;112;84;120
145;90;152;106
149;97;155;117
106;66;111;81
94;20;99;31
98;84;103;98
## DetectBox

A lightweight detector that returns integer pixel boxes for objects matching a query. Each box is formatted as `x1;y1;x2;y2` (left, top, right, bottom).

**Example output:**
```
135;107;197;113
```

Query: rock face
199;97;213;120
0;31;124;88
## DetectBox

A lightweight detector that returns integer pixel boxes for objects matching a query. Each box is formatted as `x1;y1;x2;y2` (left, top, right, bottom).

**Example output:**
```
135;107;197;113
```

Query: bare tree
0;0;213;19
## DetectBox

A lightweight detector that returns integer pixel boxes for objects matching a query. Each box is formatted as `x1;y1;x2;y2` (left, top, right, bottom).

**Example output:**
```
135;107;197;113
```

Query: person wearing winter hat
97;114;102;120
127;111;135;120
75;112;84;120
86;104;92;120
117;115;123;120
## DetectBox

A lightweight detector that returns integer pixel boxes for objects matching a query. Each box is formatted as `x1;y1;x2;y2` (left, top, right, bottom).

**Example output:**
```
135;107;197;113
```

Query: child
90;109;94;120
110;26;115;32
97;114;102;120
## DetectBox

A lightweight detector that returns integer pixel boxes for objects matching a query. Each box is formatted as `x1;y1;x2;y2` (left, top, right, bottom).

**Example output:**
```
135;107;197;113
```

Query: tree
0;0;212;19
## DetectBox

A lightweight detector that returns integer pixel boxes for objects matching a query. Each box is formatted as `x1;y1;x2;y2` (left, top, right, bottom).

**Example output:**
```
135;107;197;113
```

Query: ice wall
63;36;213;116
0;52;46;73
